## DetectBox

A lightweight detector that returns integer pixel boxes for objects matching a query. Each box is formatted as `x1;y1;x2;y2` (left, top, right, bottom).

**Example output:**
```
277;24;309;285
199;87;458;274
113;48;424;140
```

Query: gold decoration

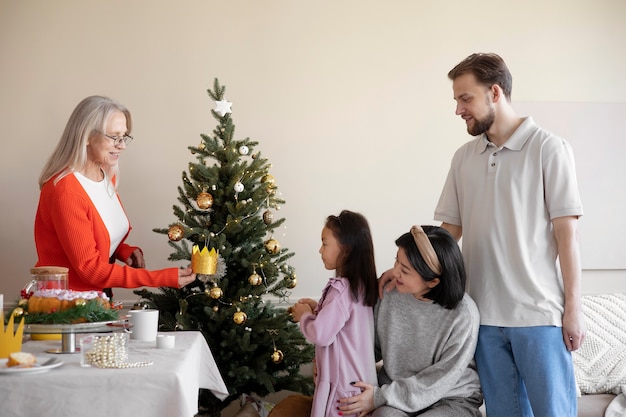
196;192;214;210
212;306;219;312
209;286;223;299
262;210;274;225
0;311;25;358
271;349;284;364
74;298;87;307
261;174;275;185
264;238;280;254
11;307;24;318
168;224;185;242
17;299;28;307
267;328;284;364
286;277;297;289
191;245;218;275
198;142;206;151
248;273;262;286
233;309;247;325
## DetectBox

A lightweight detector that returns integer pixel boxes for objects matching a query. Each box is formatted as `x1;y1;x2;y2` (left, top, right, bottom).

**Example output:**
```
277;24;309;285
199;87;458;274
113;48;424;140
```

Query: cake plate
24;320;127;354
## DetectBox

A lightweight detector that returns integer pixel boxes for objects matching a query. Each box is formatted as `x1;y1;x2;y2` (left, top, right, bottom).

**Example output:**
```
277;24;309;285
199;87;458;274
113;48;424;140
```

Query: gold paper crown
191;245;218;275
0;311;25;358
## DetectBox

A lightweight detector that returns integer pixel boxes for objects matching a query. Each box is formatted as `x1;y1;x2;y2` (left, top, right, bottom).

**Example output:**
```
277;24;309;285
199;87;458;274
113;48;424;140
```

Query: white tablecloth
0;331;229;417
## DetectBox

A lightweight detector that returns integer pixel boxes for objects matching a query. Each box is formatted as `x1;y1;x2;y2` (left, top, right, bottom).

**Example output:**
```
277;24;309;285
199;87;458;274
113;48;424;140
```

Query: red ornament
20;289;33;300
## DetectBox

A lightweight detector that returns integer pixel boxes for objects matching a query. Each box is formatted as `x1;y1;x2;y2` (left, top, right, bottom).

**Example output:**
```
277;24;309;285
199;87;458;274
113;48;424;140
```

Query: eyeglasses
98;131;133;146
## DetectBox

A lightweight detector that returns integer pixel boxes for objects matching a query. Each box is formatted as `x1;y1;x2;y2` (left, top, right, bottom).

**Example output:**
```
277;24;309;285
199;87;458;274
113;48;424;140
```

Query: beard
467;103;495;137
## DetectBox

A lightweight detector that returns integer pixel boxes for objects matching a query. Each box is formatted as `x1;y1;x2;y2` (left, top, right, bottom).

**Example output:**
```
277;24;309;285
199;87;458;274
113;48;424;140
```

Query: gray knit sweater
373;290;481;412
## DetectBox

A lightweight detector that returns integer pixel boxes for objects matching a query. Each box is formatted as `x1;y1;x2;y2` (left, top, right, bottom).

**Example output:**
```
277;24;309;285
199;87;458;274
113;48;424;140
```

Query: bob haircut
39;95;132;189
324;210;378;307
447;52;513;101
395;225;466;309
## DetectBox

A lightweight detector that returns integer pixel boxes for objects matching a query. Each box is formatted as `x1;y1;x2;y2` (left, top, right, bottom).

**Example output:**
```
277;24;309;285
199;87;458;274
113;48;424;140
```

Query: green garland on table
22;300;120;324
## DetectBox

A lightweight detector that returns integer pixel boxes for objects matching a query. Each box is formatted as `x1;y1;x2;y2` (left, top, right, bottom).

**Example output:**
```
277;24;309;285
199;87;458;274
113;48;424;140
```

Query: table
0;331;229;417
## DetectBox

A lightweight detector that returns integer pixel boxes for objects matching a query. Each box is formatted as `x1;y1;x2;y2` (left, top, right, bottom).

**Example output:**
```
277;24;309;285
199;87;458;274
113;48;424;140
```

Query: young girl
337;225;483;417
290;210;379;417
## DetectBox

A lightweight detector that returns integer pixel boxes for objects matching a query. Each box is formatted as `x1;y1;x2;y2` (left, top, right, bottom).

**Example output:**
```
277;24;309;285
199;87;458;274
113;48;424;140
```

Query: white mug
127;309;159;341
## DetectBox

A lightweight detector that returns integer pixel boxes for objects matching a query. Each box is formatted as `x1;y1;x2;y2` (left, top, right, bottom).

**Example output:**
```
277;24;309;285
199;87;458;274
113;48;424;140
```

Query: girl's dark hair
325;210;378;307
395;226;466;309
448;52;513;100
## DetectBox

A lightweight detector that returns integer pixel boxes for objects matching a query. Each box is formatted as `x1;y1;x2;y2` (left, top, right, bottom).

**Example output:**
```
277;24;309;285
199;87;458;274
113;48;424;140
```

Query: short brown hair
448;53;513;100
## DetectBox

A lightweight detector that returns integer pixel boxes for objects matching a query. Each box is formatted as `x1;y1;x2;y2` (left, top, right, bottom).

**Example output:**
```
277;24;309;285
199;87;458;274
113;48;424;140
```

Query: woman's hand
337;381;376;417
177;267;196;287
126;248;146;268
378;268;397;299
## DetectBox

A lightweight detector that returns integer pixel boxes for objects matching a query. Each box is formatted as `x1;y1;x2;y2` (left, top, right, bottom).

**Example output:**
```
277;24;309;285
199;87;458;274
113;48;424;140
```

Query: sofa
231;293;626;417
571;293;626;417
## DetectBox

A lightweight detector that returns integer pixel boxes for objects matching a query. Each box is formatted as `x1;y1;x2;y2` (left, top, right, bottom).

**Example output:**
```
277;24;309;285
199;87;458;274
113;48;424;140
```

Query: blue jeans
475;325;577;417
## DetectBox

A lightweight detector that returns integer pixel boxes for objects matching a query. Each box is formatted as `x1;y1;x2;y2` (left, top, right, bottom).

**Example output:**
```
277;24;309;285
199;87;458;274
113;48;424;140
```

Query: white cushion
573;293;626;395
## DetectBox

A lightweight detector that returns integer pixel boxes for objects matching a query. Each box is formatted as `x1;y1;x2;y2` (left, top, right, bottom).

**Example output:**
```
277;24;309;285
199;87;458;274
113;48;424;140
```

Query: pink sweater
299;278;377;417
34;173;179;292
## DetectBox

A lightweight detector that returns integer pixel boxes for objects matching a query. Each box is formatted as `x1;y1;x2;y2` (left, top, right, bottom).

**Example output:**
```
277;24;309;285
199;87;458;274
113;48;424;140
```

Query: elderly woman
34;95;195;296
339;225;483;417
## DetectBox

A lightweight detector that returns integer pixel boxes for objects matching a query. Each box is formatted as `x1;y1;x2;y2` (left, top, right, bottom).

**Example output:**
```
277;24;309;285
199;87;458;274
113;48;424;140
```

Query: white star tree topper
214;99;232;117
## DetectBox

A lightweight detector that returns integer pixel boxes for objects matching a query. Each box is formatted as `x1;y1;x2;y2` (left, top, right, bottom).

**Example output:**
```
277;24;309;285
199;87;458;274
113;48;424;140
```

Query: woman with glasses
34;95;195;297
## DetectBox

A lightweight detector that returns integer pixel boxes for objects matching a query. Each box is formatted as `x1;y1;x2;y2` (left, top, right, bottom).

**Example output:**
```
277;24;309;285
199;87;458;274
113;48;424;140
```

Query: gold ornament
248;273;262;286
209;286;223;299
74;298;87;307
261;174;275;185
0;311;25;357
264;238;281;254
233;309;247;325
198;142;206;151
196;192;214;210
17;299;28;307
212;306;219;312
262;210;274;225
286;277;297;289
168;224;185;241
191;245;218;275
271;349;284;364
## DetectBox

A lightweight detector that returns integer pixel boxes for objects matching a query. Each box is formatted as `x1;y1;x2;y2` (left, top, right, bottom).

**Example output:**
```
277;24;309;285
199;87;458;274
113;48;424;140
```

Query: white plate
0;357;63;375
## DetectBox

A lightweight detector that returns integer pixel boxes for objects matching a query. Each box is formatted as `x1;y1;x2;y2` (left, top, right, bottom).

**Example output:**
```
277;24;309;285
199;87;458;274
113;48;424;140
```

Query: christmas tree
135;79;315;416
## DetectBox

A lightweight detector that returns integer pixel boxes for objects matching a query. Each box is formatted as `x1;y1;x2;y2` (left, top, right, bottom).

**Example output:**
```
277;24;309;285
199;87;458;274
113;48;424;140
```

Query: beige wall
1;0;625;308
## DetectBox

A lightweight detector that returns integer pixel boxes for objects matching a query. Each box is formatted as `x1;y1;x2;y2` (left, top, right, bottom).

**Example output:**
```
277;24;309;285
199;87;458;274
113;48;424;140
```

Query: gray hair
38;95;132;189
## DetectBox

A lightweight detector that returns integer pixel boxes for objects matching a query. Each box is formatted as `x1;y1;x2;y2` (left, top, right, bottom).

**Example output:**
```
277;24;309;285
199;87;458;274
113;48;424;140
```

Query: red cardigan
34;173;179;291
